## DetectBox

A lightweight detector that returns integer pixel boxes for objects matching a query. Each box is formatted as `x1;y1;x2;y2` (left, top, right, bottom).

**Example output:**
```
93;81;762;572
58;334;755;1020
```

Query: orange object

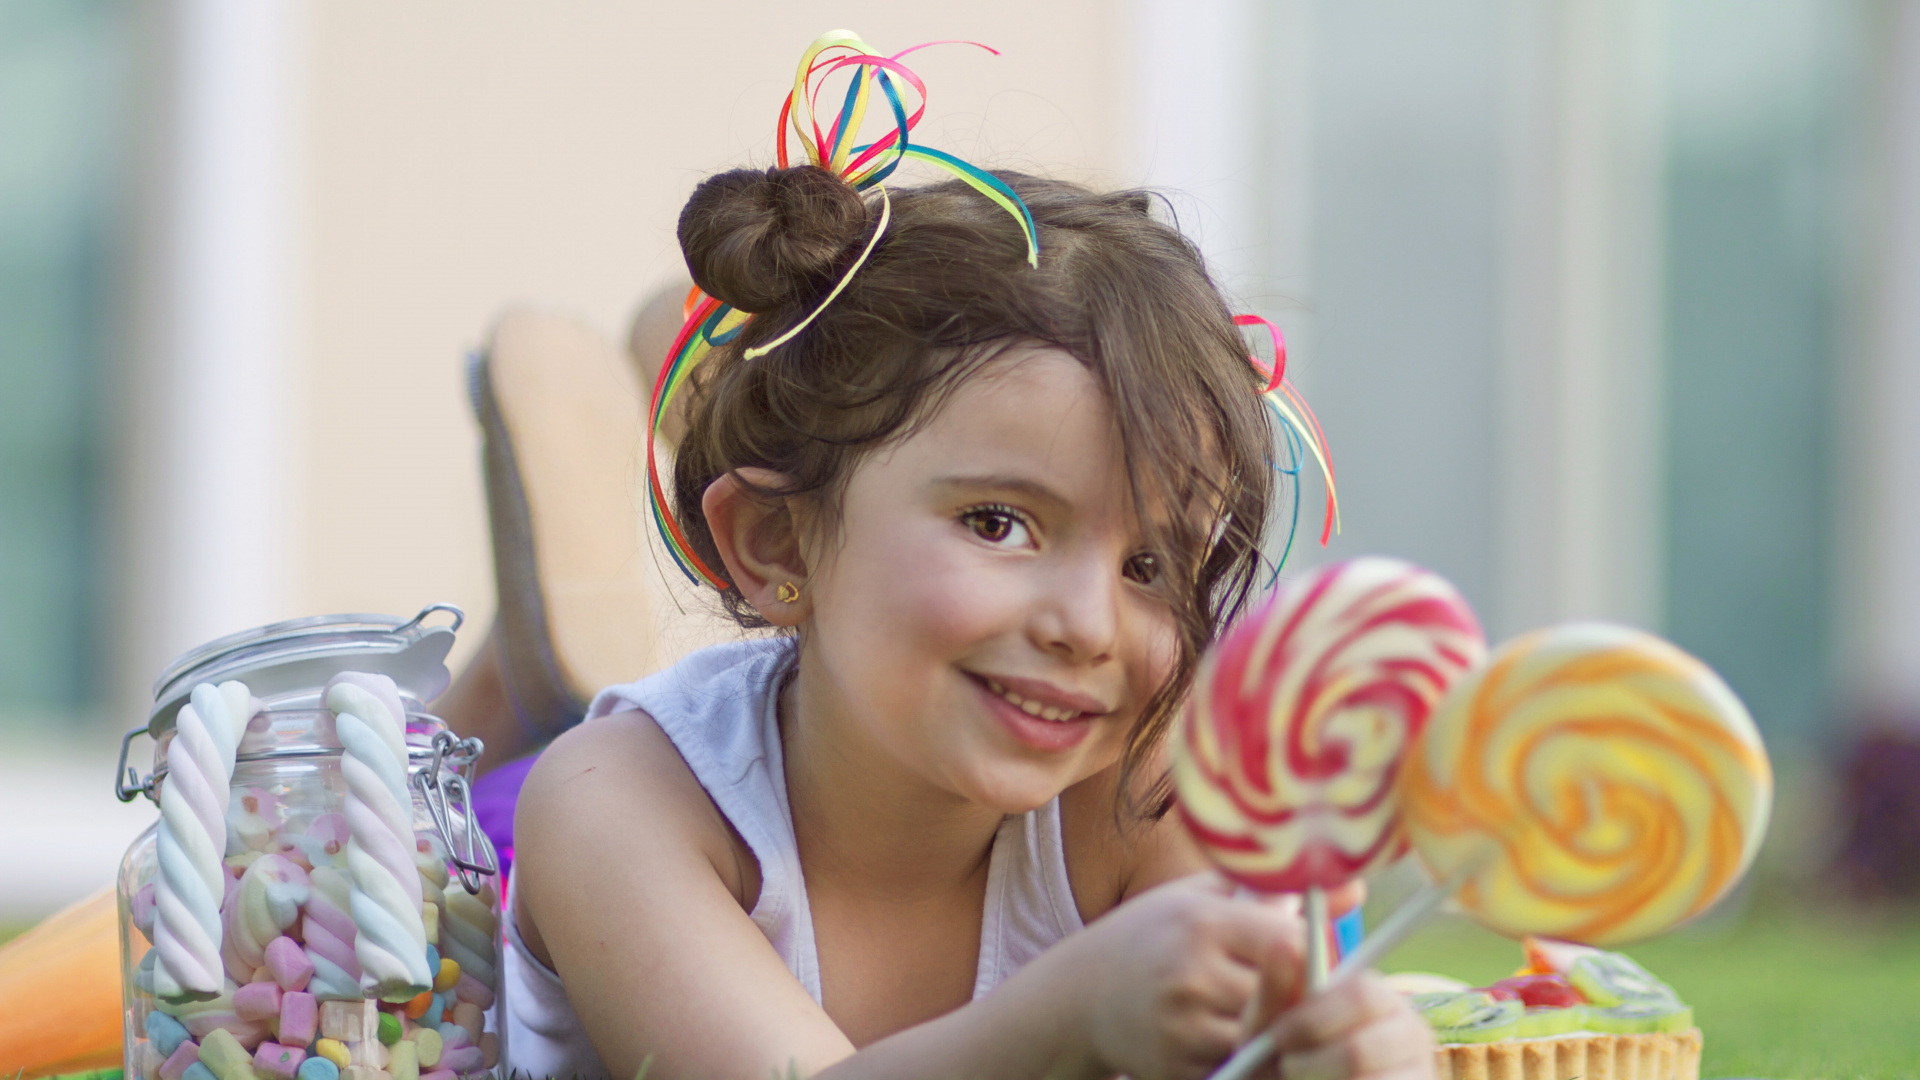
403;990;433;1019
0;887;126;1079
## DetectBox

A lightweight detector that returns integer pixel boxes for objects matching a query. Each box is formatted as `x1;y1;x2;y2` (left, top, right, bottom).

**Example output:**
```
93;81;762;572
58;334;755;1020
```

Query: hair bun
678;166;870;314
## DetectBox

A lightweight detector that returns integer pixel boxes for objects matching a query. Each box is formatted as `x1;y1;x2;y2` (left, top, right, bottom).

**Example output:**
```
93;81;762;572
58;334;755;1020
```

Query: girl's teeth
983;677;1077;722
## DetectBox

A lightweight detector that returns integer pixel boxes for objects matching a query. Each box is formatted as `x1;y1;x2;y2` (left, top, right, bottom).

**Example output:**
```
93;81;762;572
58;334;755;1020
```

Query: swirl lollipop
1400;622;1772;945
1174;557;1487;892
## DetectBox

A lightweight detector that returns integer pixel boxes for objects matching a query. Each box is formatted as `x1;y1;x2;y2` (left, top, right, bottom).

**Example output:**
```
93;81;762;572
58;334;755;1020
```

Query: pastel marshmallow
313;1039;350;1069
233;981;283;1022
478;1032;497;1070
279;991;319;1047
252;1042;307;1080
388;1039;419;1080
195;1028;254;1080
449;1002;483;1046
159;1039;201;1080
265;935;315;991
181;1065;217;1080
450;973;492;1011
319;999;373;1042
434;1022;468;1050
297;1058;341;1080
132;883;159;943
343;1069;391;1080
146;1011;192;1057
418;1072;455;1080
436;1046;483;1075
408;1028;442;1068
139;1040;164;1080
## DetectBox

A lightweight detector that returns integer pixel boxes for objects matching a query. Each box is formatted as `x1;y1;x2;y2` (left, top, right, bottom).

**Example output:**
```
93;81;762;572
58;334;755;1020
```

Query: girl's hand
1264;971;1437;1080
1064;873;1304;1080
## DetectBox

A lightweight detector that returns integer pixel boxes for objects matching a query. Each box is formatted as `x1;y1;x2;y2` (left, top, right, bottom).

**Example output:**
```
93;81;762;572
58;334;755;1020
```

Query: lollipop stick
1304;885;1330;992
1204;866;1473;1080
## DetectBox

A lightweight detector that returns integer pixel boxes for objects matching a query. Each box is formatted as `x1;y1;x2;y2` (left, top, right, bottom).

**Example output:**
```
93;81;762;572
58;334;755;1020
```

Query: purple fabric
472;750;541;884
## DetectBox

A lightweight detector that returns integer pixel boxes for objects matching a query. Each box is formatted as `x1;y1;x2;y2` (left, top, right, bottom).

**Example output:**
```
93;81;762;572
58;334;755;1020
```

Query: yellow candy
315;1038;351;1069
1401;623;1772;945
432;957;460;992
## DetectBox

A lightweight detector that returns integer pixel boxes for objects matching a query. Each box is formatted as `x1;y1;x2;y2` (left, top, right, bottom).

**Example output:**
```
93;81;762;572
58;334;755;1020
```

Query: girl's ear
702;468;811;626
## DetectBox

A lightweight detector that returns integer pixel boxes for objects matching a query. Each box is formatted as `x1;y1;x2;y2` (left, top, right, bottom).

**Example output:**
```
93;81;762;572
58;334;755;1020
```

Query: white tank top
502;638;1086;1079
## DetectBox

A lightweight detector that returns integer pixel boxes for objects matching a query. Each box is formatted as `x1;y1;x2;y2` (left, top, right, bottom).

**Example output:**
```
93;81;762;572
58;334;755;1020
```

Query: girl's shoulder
1058;759;1210;923
517;703;760;914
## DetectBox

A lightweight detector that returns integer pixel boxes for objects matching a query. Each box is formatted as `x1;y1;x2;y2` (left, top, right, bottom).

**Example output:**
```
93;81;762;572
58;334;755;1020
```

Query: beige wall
291;3;1122;674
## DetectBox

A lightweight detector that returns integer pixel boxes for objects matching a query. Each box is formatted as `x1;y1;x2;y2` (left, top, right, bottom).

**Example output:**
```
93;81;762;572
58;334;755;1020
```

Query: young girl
504;45;1435;1080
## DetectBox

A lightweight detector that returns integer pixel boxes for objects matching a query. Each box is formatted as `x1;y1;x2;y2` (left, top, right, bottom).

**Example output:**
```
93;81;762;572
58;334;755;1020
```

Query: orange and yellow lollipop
1400;622;1772;946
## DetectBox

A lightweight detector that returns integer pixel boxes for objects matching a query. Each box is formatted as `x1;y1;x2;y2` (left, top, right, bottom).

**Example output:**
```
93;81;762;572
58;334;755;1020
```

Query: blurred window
0;1;128;727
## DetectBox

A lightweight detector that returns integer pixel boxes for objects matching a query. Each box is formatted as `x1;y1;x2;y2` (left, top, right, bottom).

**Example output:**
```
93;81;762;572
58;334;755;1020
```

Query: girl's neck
779;656;1006;896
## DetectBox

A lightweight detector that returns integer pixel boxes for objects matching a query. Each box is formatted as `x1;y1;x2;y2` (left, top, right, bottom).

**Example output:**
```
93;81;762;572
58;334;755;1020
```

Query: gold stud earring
776;581;801;604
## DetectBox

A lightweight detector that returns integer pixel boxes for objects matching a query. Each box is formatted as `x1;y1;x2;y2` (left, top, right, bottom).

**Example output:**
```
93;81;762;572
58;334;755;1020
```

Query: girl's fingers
1273;1009;1435;1080
1267;973;1407;1052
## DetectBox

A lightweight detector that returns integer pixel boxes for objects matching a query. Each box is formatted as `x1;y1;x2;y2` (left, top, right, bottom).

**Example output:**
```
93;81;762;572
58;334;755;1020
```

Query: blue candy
425;944;440;973
422;990;447;1028
182;1064;217;1080
296;1057;340;1080
145;1010;191;1057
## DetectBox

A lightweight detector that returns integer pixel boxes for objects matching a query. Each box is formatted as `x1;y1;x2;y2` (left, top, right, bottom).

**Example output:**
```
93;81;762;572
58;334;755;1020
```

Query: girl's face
798;345;1181;813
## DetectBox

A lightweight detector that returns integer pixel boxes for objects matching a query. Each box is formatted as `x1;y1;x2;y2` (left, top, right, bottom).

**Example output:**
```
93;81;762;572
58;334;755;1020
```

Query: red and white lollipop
1173;557;1487;894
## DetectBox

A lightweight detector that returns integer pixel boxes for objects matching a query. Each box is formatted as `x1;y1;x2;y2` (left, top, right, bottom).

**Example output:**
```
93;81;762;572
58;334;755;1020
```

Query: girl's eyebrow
929;473;1070;511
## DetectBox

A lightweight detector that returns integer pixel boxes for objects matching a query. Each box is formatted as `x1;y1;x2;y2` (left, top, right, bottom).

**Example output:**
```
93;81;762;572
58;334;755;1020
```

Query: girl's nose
1031;552;1119;664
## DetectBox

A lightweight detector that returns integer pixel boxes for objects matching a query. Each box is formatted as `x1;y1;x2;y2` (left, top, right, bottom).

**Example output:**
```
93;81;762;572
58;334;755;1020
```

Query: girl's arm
515;711;1302;1080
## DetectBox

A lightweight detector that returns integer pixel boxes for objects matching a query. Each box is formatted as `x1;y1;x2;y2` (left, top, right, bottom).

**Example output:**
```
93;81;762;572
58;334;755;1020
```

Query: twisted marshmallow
1401;623;1773;945
440;881;499;988
222;853;310;982
153;681;256;1001
302;866;363;1000
1174;558;1485;892
327;673;433;1000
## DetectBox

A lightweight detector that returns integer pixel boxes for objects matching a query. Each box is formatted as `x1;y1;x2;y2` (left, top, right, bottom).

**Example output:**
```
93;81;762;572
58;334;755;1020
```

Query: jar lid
146;603;465;738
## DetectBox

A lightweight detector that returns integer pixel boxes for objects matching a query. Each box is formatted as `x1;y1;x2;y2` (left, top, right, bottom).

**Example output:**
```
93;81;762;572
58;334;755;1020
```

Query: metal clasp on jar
414;729;499;893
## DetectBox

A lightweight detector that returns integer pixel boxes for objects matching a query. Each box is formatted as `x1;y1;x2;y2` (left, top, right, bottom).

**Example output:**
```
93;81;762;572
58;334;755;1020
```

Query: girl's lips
968;673;1097;752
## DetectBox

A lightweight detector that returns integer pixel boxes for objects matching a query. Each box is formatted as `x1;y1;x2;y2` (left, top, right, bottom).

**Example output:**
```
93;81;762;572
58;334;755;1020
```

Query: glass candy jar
114;605;503;1080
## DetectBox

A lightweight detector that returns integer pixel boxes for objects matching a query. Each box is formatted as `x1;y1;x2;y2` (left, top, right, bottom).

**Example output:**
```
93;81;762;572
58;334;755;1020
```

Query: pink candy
180;1010;269;1048
278;991;318;1046
158;1039;200;1080
451;972;493;1011
252;1041;306;1080
233;981;283;1022
419;1071;457;1080
264;935;313;990
437;1046;484;1074
131;883;158;943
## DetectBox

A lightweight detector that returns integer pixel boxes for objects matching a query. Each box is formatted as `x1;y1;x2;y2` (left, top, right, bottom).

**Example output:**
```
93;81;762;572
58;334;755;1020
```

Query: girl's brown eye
962;507;1030;546
1123;552;1160;585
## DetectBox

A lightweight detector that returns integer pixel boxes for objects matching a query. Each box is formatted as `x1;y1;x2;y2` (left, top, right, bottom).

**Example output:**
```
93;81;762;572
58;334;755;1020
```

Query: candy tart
1392;938;1703;1080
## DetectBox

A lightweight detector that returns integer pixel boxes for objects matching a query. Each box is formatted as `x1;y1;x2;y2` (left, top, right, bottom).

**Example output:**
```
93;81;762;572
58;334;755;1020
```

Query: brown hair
673;165;1276;817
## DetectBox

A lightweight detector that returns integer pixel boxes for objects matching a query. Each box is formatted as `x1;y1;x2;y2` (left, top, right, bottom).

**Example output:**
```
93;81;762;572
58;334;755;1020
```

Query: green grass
1376;897;1920;1080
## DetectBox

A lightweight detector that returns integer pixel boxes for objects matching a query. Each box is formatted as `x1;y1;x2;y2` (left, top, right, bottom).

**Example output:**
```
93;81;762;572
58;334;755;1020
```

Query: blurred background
2;0;1917;1069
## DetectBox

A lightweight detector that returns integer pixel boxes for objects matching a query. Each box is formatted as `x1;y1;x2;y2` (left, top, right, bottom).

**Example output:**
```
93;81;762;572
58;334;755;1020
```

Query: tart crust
1433;1028;1702;1080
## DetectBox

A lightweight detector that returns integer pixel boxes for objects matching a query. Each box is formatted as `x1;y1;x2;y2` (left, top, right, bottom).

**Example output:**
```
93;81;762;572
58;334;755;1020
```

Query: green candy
1435;999;1524;1044
378;1010;403;1045
1567;952;1680;1007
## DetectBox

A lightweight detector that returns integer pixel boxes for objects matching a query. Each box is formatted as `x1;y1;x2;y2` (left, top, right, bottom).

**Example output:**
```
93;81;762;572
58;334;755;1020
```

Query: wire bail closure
413;729;499;894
